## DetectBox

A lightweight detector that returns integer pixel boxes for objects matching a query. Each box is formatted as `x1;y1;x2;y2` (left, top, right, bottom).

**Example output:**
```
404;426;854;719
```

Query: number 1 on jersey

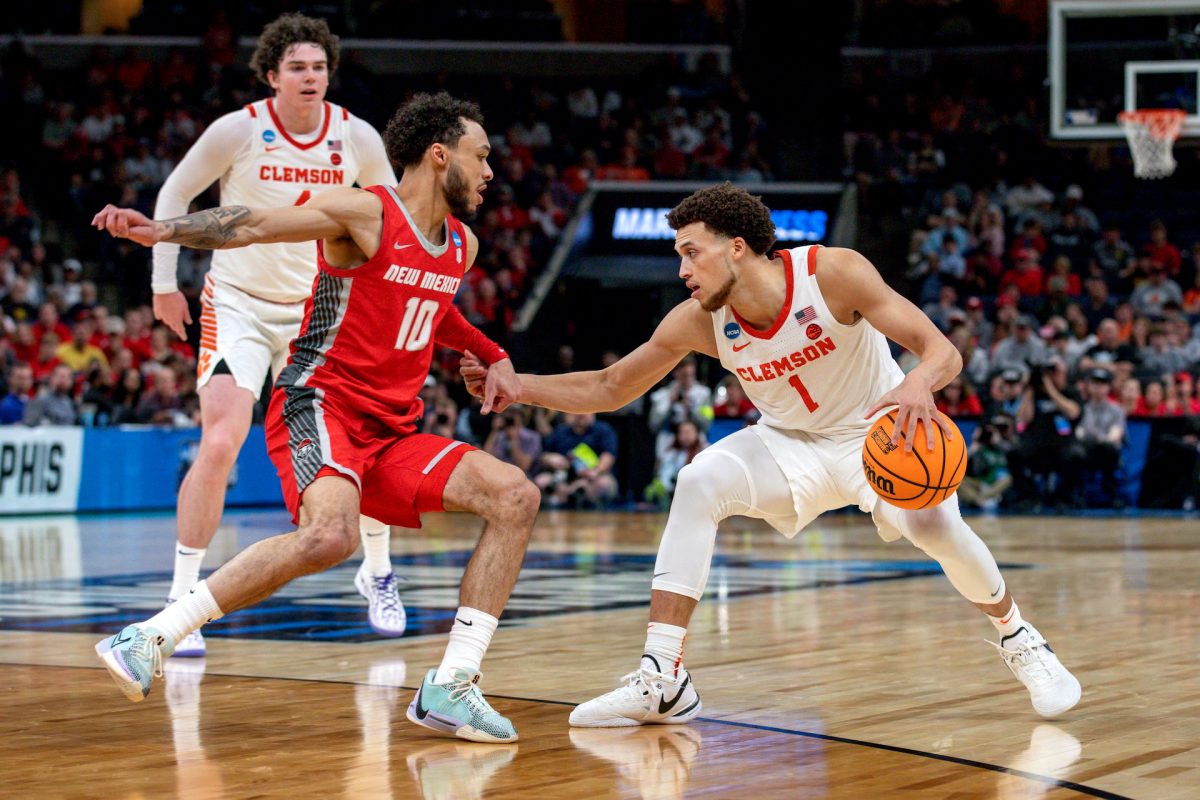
788;375;819;413
395;298;439;352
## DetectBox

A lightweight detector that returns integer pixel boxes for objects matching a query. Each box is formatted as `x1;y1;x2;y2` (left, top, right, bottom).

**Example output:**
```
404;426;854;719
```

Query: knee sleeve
875;496;1004;605
652;448;757;600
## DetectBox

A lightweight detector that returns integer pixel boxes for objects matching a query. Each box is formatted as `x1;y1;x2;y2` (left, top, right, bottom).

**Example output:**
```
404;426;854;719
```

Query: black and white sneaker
990;625;1081;718
569;656;702;728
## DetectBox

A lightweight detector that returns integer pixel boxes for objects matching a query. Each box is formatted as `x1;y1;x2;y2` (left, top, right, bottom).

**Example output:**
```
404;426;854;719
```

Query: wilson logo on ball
861;410;967;510
862;459;896;495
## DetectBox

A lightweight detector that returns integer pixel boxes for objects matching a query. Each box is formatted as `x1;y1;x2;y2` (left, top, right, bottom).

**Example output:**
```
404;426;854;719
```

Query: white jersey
208;99;358;302
152;98;396;303
711;245;905;437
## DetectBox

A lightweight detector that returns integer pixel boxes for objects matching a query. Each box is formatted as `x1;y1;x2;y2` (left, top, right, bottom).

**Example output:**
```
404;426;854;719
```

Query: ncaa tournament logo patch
452;230;463;263
724;322;742;340
262;129;277;143
806;323;823;340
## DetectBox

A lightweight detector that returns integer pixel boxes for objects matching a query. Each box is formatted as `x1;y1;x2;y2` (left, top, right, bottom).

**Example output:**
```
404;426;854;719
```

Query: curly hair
383;92;485;168
666;182;776;255
249;13;340;85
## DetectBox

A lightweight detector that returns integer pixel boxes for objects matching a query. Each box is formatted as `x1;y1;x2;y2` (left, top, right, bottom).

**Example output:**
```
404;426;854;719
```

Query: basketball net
1118;109;1187;179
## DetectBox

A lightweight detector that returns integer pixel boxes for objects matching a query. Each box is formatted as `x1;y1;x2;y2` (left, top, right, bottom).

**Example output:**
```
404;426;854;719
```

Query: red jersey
276;185;468;434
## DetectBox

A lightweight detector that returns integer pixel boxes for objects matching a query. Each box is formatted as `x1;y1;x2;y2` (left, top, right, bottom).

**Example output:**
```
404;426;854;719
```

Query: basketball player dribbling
150;14;405;657
93;92;536;743
462;184;1081;724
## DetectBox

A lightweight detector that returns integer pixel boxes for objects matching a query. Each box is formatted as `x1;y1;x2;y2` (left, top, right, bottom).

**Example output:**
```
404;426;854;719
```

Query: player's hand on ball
92;205;161;247
865;379;954;453
153;291;193;340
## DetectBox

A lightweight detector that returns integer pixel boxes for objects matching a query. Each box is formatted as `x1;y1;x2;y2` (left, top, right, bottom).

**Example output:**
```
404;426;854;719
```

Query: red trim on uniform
807;245;820;276
245;103;257;118
341;107;349;121
265;99;331;151
731;250;795;340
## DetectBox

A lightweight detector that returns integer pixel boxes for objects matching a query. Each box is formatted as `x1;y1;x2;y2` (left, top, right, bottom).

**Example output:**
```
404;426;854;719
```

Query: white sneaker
172;629;206;658
990;626;1081;718
355;564;407;637
570;658;702;728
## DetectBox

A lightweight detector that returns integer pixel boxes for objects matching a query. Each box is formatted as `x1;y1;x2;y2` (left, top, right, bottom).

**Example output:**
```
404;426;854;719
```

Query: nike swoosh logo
393;243;415;250
414;684;430;720
653;571;670;578
456;618;473;626
991;581;1003;598
657;673;690;715
365;531;385;537
265;146;281;152
732;342;751;352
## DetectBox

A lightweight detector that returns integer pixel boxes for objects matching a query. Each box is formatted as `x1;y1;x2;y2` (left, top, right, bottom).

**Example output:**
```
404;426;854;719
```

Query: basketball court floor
0;508;1195;798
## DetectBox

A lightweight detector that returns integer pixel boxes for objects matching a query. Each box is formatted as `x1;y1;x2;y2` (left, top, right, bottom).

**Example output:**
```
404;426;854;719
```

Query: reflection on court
0;510;1196;798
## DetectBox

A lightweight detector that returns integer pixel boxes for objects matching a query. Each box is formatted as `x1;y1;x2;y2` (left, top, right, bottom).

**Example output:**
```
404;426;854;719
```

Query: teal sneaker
406;668;518;743
95;624;172;703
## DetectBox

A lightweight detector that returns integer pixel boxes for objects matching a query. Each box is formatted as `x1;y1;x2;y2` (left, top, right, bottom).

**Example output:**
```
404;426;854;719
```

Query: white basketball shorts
748;421;906;542
197;274;306;394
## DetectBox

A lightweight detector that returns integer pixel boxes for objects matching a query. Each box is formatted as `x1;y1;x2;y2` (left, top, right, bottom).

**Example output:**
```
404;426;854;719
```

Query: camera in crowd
979;412;1016;449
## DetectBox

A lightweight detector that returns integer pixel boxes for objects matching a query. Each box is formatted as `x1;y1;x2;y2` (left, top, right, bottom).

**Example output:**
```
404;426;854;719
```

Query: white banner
0;427;83;514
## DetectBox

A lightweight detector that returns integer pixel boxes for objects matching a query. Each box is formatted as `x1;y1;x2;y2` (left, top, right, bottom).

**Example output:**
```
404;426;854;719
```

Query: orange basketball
861;410;967;510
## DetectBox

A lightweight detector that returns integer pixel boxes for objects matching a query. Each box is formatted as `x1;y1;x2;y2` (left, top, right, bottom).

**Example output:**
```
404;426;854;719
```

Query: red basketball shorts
265;387;474;527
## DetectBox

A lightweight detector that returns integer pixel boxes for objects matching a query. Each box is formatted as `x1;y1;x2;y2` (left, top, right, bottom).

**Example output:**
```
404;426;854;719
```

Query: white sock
145;579;224;652
359;518;392;577
643;621;687;678
434;607;498;684
989;600;1026;640
168;542;206;601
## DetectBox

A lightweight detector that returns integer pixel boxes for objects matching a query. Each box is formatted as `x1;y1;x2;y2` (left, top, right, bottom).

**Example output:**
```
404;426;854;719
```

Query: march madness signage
0;427;83;513
585;181;848;257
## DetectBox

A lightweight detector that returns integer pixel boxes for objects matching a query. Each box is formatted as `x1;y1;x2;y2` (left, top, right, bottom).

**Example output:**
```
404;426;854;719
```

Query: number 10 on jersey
395;298;439;351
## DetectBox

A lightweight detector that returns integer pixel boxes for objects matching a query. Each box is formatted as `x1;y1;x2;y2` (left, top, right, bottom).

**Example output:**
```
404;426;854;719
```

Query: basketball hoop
1118;109;1187;179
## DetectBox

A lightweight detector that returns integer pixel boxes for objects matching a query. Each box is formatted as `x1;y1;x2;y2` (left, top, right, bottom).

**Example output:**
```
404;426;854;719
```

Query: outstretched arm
93;187;363;250
464;300;717;414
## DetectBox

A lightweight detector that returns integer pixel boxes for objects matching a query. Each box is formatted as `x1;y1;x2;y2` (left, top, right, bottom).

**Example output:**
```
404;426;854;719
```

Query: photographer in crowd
1007;357;1081;509
1060;368;1127;507
958;412;1018;511
483;406;542;475
534;413;619;509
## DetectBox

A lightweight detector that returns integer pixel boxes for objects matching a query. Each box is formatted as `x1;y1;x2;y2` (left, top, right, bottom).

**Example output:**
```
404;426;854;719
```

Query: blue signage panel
588;185;843;256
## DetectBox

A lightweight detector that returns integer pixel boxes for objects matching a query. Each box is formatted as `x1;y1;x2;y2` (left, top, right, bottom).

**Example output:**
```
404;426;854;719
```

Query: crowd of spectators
4;9;1199;512
844;57;1200;511
0;25;772;507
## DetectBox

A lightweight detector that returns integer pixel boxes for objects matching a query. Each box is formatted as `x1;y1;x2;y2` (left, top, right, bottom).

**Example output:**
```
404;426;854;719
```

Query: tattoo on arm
160;206;251;249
